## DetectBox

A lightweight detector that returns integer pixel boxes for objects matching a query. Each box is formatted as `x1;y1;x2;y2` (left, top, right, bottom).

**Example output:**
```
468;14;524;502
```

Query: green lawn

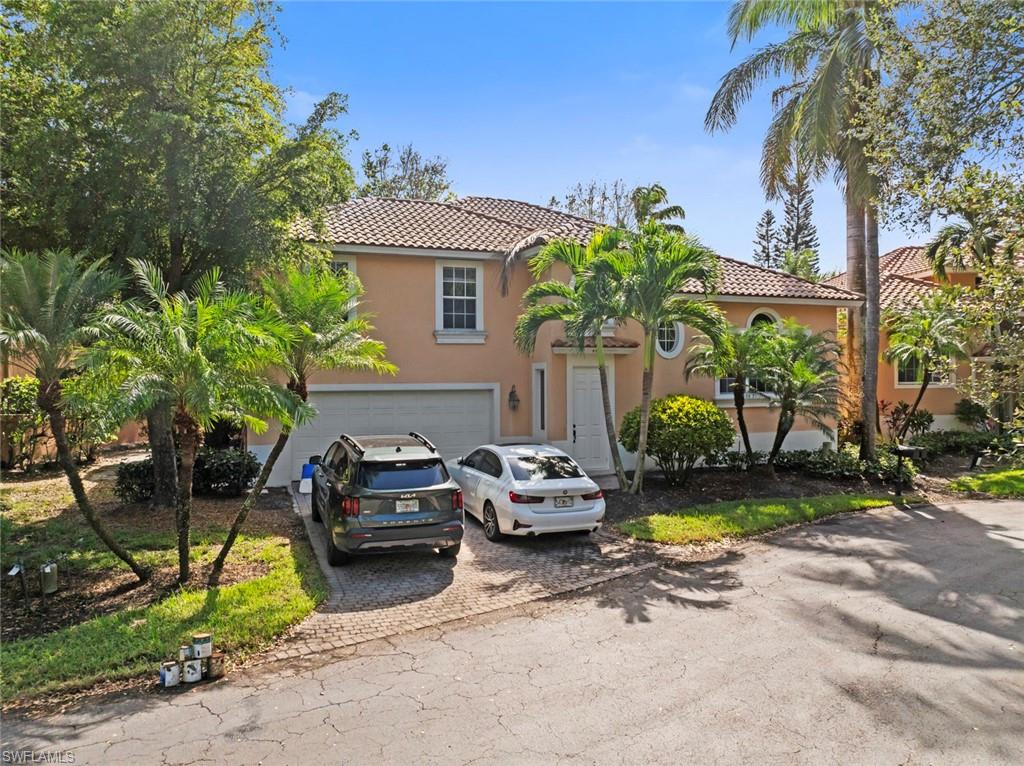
618;494;893;545
950;468;1024;498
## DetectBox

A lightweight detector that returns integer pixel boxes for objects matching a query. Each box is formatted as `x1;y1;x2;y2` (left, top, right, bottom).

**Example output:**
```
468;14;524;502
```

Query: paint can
178;645;193;662
191;632;213;659
207;652;226;679
183;659;203;683
160;661;180;688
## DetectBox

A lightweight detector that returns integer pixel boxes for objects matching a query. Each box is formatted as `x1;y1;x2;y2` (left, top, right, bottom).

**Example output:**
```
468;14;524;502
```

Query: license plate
395;499;419;513
554;497;573;508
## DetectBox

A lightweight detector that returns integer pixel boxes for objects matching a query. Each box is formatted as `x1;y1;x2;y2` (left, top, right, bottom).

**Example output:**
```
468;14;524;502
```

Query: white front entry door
571;366;610;473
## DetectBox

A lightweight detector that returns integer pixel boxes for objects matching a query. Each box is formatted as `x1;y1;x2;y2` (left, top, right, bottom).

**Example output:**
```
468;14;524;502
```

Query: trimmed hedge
620;395;735;485
712;443;915;483
116;448;260;504
909;429;1005;460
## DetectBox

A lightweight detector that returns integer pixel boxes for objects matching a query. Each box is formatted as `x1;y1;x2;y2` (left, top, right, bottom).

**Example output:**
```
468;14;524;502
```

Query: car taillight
582;489;603;500
340;496;360;517
509;491;543;504
451;489;464;511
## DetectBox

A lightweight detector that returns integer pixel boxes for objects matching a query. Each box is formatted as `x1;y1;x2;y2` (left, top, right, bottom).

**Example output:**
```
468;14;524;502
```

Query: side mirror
456;456;465;465
309;455;322;465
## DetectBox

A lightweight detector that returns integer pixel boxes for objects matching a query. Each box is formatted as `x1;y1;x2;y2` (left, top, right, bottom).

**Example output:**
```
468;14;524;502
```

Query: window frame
746;307;782;328
435;259;485;342
330;255;358;320
656;321;685;359
895;356;955;388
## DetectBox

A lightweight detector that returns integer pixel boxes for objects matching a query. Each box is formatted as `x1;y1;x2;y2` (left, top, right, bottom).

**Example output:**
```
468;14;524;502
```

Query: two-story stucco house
255;196;863;486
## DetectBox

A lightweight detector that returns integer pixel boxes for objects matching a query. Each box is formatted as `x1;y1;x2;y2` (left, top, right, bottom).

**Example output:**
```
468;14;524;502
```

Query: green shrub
761;444;916;483
954;398;990;430
0;376;48;470
61;375;128;464
115;448;260;503
620;396;735;485
909;429;1004;460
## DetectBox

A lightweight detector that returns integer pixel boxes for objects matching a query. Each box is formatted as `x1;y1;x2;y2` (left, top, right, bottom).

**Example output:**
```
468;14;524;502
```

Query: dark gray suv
309;433;465;565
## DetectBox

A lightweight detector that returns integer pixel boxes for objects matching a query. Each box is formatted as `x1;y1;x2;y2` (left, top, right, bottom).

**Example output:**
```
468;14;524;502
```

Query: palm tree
588;222;727;493
925;216;1017;280
514;229;630;489
686;324;771;467
759;320;842;467
706;0;883;459
630;183;686;232
0;249;150;581
208;264;395;585
884;292;970;440
91;261;296;583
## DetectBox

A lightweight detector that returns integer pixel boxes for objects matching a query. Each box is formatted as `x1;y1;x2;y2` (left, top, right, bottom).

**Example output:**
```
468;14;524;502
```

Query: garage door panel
289;389;494;480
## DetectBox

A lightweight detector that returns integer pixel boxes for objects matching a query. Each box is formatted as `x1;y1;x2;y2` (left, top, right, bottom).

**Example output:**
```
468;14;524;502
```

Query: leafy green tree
706;0;884;460
753;209;781;269
780;167;820;257
630;184;685;232
780;249;823;282
548;179;634;228
0;249;150;581
208;264;396;585
90;261;299;584
513;230;630;489
686;325;772;467
359;143;453;200
759;320;842;467
589;222;727;493
885;292;971;439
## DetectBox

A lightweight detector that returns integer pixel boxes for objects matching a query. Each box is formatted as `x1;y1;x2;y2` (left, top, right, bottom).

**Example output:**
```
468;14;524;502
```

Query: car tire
438;543;461;559
310;487;323;523
326;532;350;566
482;502;502;542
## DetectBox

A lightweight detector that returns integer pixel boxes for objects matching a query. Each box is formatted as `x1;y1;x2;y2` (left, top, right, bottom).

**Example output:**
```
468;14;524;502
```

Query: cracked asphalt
3;499;1022;765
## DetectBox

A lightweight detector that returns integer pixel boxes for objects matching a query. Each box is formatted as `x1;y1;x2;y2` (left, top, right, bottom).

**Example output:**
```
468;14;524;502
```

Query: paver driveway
3;499;1022;765
264;487;656;660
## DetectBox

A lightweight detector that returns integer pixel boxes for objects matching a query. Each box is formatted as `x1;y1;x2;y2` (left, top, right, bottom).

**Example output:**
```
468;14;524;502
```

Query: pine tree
780;169;820;257
753;209;780;269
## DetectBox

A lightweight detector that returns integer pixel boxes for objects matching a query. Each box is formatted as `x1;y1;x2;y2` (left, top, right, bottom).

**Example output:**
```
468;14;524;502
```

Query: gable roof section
826;270;937;311
879;246;931;276
695;257;861;302
453;196;596;242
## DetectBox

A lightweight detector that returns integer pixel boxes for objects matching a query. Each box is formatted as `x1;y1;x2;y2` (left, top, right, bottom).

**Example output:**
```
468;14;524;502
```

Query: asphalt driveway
3;499;1022;765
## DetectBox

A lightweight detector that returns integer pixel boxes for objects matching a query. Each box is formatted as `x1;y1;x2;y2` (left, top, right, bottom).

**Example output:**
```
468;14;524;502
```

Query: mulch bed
1;481;301;643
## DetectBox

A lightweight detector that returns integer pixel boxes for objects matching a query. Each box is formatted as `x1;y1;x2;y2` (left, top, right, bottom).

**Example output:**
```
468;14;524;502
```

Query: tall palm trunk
208;427;290;587
174;412;200;584
629;329;656;495
732;381;754;466
39;382;149;582
594;335;628;490
767;411;795;466
861;204;881;459
898;373;931;441
844;184;867;433
146;401;177;511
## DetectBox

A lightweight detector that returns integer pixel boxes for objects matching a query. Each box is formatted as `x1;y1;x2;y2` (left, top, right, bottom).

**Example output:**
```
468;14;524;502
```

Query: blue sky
272;1;912;273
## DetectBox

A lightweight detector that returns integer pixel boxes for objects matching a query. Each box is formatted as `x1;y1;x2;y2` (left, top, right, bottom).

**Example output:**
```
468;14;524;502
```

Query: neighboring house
825;245;982;432
254;196;862;485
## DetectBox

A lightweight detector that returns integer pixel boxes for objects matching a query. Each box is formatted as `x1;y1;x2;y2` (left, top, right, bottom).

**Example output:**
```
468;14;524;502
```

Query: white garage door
288;388;495;480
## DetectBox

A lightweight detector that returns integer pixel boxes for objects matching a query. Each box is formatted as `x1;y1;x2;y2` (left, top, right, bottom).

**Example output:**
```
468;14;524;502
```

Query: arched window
656;321;684;359
747;307;781;328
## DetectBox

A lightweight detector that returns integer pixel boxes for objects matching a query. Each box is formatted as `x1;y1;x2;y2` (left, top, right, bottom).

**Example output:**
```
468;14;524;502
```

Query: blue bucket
300;463;315;479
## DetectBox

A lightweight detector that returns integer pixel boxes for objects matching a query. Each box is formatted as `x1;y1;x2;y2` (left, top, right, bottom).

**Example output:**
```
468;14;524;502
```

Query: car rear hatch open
355;459;459;528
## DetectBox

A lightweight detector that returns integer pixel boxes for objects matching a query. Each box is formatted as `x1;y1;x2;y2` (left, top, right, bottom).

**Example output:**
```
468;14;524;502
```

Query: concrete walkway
3;499;1022;765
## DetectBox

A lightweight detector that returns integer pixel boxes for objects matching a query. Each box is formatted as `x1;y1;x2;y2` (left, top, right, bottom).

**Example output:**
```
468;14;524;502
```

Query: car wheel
482;502;502;542
326;531;350;566
310;487;323;523
438;543;461;559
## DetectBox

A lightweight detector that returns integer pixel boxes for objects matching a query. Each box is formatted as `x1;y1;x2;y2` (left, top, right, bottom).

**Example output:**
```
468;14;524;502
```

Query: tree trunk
732;382;754;466
40;383;149;582
629;330;656;495
146;402;178;511
208;428;290;587
898;374;931;441
595;335;628;491
844;184;867;433
861;204;881;459
768;411;794;466
174;411;200;584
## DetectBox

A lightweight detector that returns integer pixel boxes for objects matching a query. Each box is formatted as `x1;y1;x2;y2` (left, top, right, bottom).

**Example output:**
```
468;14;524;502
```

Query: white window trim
746;307;782;328
331;255;358;319
435;259;486;343
714;378;772;404
532;362;549;441
656;321;685;359
894;359;956;389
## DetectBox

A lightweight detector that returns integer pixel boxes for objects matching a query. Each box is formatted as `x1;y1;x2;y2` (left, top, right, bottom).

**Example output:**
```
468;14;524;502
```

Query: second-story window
442;265;478;330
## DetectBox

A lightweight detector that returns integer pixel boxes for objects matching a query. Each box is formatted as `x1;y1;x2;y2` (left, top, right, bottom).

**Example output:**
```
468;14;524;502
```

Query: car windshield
359;460;448;490
507;455;584;481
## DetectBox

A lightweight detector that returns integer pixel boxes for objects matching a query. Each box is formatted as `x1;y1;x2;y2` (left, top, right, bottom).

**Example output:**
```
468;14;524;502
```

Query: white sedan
446;444;606;541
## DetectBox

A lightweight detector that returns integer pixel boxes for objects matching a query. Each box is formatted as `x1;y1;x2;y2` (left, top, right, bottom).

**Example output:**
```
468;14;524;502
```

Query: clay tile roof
551;336;640;349
692;257;861;302
826;271;937;311
879;246;932;276
292;196;596;253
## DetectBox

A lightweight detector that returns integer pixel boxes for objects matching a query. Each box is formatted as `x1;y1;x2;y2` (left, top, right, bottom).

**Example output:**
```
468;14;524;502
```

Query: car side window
331;447;349;475
480;450;503;478
322;443;339;468
464;449;487;471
